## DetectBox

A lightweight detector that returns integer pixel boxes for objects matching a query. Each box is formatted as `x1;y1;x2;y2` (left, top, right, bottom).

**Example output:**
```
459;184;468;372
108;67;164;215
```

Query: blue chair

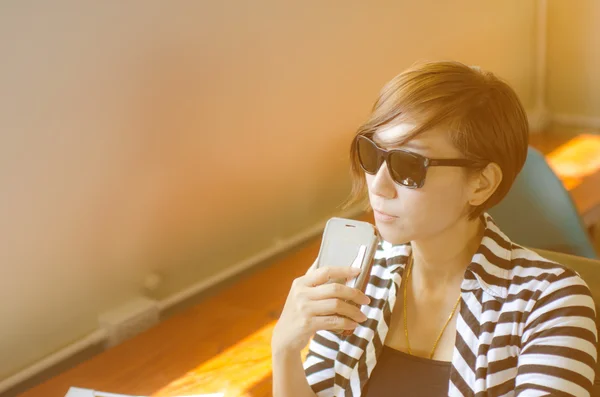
489;146;598;259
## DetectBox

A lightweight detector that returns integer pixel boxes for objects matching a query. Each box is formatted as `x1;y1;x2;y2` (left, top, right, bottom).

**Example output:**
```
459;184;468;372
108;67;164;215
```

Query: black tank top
361;345;452;396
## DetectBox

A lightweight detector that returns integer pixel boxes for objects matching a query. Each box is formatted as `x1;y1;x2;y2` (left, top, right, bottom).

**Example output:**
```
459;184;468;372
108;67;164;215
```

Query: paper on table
65;387;225;397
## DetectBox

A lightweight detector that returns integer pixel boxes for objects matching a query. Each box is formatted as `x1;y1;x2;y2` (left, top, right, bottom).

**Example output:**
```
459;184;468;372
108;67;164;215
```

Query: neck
409;215;485;289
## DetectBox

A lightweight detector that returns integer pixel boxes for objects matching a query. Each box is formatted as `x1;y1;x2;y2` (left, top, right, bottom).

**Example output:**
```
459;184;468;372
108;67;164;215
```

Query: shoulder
508;245;598;395
509;244;596;331
484;214;593;302
508;243;593;296
509;243;585;283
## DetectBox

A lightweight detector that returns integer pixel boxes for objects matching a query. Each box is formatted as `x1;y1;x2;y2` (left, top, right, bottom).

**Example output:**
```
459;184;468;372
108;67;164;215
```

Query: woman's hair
341;60;530;220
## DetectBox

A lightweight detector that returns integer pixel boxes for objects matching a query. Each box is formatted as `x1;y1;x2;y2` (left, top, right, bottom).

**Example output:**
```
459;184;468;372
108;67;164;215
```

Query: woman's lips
374;209;397;221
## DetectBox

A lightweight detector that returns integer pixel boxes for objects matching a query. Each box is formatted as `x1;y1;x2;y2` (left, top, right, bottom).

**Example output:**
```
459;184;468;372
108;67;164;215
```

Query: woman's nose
370;162;397;198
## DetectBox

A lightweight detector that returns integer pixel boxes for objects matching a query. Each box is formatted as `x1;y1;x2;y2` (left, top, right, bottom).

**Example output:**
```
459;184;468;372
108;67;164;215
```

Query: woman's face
365;123;476;245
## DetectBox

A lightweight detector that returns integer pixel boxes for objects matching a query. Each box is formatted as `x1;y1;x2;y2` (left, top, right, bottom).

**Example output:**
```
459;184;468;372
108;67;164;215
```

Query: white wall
0;0;538;382
547;0;600;122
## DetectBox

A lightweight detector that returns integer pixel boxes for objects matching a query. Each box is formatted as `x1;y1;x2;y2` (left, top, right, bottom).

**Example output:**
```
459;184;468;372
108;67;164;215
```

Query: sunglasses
355;133;485;188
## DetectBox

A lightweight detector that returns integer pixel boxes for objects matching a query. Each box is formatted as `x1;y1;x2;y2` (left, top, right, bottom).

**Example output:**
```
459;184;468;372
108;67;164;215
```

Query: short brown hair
341;60;529;220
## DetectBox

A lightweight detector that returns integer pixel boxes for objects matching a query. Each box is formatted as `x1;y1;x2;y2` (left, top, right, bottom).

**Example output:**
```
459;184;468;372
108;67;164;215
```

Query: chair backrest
489;147;597;259
531;248;600;393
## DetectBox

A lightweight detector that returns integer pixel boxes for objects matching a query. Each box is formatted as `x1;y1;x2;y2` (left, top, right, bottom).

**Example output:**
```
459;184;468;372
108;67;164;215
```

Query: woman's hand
271;264;371;355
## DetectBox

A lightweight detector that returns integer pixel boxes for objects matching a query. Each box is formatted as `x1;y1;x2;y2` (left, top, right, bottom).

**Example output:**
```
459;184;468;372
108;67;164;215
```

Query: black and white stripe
303;213;598;396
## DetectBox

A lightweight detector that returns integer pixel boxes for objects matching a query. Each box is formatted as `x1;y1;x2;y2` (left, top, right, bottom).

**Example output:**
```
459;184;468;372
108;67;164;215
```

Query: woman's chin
376;223;411;245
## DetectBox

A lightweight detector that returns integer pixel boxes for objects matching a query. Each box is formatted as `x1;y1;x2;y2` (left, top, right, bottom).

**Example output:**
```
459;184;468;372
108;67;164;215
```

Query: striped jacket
303;213;598;396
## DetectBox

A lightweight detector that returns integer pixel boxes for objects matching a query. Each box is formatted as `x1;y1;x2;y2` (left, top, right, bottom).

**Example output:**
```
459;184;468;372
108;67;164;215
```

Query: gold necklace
403;255;462;360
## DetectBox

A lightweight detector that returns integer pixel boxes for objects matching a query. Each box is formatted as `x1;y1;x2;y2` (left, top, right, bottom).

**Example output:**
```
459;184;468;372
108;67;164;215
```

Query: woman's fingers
307;298;368;324
272;262;372;345
311;315;360;331
308;281;371;306
302;265;362;287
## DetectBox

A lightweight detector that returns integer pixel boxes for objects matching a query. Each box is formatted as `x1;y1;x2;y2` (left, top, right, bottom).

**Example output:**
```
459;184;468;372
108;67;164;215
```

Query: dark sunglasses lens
356;136;426;188
357;137;380;173
389;151;426;188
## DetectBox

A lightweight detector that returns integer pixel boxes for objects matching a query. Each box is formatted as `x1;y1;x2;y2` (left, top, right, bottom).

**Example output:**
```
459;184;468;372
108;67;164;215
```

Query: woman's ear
468;162;503;206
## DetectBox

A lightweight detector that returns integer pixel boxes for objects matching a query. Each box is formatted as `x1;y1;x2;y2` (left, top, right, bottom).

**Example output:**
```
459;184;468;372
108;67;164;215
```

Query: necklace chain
403;255;462;360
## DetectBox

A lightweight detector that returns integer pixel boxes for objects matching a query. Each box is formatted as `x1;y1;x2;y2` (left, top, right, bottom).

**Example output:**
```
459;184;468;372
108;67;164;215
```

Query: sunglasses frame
355;133;486;189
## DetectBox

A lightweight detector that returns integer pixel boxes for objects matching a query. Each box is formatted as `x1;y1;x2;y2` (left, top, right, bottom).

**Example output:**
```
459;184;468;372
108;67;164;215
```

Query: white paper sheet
65;386;225;397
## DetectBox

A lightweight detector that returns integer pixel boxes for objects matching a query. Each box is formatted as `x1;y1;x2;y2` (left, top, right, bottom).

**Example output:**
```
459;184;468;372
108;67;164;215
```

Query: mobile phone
315;217;380;335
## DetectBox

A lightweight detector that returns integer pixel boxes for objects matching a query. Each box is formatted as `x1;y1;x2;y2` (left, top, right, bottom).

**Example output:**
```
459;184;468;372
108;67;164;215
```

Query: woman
271;61;598;396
